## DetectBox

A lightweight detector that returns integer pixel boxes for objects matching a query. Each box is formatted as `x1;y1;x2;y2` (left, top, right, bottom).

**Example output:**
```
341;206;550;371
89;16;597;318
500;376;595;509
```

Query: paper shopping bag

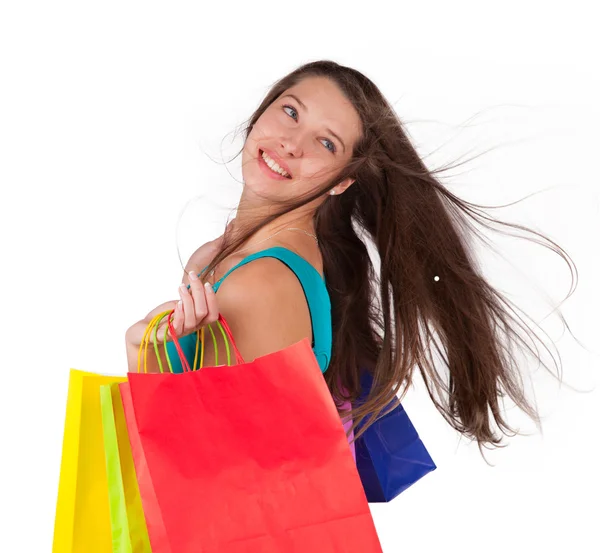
113;308;229;553
52;369;126;553
119;381;171;553
354;369;437;502
127;310;383;553
100;383;152;553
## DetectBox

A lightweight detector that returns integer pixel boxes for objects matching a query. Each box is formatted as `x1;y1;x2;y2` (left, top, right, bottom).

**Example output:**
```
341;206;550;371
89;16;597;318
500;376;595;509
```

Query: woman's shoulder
218;254;307;295
270;240;324;281
215;256;315;361
216;255;319;317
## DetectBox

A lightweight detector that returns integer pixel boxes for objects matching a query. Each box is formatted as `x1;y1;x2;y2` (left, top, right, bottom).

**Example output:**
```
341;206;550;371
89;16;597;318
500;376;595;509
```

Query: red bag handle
136;309;246;374
167;312;245;368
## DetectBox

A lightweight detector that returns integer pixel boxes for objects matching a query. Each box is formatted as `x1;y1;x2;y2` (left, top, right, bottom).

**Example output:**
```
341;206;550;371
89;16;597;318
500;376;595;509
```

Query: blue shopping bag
354;369;437;502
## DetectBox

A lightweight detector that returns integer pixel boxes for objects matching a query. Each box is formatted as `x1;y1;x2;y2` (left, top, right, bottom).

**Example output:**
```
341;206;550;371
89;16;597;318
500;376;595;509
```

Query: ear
337;177;355;194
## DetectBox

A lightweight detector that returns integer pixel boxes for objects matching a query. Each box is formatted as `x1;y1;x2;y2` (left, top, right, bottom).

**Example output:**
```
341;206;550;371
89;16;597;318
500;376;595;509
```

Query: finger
186;271;209;323
203;281;219;325
179;283;195;335
173;300;184;338
154;302;179;344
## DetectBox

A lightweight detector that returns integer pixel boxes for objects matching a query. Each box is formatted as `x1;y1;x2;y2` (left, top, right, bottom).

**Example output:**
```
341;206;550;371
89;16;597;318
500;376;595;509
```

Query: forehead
281;77;361;145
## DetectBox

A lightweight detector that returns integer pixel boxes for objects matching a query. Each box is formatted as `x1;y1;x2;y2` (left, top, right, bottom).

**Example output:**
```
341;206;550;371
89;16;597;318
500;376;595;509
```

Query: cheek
302;157;338;178
253;113;281;138
293;160;339;192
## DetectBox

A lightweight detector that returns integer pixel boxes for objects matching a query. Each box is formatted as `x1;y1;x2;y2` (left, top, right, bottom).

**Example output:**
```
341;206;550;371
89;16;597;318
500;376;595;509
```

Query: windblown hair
199;59;578;461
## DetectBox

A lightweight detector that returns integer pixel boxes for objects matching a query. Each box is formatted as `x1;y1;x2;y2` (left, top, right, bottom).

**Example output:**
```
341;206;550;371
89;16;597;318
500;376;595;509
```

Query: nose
278;137;302;158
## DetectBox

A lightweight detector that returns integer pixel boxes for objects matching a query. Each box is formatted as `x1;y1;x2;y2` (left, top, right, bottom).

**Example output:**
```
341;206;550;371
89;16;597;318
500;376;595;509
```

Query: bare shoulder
215;257;312;363
217;256;303;300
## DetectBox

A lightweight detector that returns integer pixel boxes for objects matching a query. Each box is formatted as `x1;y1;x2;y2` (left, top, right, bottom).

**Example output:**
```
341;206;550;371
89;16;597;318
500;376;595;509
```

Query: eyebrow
282;94;346;153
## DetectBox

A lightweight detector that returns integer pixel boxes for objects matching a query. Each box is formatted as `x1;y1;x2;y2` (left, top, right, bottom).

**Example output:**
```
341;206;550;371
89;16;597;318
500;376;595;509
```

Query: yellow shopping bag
52;369;126;553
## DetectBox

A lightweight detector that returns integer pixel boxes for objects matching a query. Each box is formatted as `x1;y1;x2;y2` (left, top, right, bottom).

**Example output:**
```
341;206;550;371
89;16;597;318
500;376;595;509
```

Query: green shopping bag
100;383;152;553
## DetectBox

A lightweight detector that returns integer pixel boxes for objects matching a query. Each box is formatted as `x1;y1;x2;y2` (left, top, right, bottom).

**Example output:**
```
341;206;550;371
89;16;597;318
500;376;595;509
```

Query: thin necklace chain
209;227;318;277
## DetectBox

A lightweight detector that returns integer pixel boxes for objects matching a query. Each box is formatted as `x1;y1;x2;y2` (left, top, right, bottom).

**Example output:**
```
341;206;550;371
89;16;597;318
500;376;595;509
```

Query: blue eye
322;139;336;153
283;104;298;120
282;104;337;154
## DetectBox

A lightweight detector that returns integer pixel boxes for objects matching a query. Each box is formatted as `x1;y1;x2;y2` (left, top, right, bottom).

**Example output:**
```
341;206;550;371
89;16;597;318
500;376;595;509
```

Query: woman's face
241;76;362;202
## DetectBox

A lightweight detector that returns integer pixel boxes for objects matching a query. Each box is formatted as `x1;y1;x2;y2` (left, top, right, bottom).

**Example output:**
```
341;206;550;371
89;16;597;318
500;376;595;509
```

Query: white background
1;1;599;551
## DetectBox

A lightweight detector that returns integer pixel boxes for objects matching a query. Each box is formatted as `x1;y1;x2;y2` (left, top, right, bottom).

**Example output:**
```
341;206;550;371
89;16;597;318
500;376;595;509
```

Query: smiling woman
129;59;579;466
238;76;361;211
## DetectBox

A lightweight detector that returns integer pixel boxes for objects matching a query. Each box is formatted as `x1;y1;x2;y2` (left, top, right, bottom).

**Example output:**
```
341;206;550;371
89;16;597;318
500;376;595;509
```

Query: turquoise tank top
164;246;332;373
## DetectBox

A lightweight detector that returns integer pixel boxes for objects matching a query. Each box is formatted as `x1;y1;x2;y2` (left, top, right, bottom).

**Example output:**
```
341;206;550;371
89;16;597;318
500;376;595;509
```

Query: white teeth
261;150;290;178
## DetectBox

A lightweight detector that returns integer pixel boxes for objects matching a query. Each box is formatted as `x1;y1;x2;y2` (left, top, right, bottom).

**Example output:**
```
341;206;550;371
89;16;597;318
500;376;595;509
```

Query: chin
242;174;280;198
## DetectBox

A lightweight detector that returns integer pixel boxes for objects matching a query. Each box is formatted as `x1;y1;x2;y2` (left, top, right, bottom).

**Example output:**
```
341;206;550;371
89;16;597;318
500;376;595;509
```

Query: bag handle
136;310;245;374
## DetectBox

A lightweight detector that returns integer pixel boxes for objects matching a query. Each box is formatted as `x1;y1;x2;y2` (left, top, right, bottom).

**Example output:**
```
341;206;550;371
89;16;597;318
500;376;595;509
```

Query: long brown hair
199;59;579;461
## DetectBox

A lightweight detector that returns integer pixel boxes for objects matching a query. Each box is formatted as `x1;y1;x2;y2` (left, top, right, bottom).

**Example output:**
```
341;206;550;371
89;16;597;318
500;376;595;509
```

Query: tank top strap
202;246;332;373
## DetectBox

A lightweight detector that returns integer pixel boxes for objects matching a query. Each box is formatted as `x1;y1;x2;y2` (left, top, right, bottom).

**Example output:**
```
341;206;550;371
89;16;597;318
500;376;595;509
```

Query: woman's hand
125;271;220;349
124;217;233;371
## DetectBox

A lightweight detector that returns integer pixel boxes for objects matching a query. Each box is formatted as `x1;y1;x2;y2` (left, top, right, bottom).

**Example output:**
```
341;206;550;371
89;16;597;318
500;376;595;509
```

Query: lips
258;148;292;179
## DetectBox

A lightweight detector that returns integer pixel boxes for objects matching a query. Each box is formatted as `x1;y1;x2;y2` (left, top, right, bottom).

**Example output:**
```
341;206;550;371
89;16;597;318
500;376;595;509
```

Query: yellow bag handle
136;310;233;374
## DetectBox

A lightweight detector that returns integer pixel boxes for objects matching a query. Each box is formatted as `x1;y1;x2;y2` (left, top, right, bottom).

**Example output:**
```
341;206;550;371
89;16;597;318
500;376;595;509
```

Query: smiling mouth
258;149;292;179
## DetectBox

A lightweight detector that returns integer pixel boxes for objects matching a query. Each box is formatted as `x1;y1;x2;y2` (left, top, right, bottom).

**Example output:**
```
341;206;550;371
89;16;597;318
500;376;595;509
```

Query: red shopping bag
119;381;171;553
117;308;235;552
127;311;383;553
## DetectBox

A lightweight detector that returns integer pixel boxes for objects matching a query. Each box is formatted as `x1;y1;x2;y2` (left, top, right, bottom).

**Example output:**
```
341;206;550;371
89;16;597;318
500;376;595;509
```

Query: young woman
125;60;575;460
